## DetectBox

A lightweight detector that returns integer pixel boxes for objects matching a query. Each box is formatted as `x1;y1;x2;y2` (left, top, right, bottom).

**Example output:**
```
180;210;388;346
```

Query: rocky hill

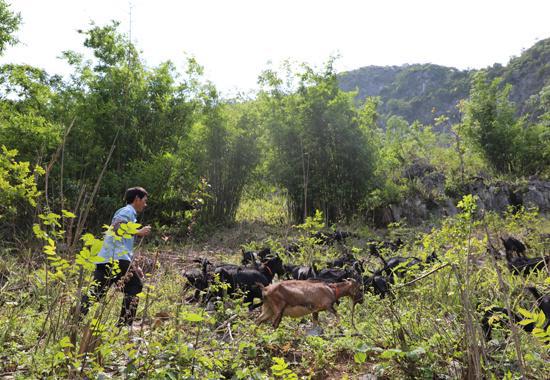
338;38;550;126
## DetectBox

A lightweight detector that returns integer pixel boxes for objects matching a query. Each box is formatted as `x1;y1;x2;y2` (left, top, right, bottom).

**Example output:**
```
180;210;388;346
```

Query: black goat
366;238;405;261
241;247;274;268
363;274;392;299
379;256;422;279
526;286;550;330
312;230;355;246
501;236;527;258
283;263;318;280
241;249;258;267
326;251;357;268
285;243;300;255
481;306;535;341
216;255;284;310
183;258;212;302
425;251;440;264
375;251;439;282
257;247;273;261
317;261;364;283
505;251;550;275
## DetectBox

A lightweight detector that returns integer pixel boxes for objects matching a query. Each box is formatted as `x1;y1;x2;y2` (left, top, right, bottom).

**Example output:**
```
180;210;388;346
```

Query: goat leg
256;305;273;325
185;289;200;303
312;312;319;324
328;303;341;326
273;306;286;328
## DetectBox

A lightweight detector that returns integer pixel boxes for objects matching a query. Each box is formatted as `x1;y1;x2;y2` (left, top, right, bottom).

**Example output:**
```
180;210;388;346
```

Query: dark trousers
80;260;143;326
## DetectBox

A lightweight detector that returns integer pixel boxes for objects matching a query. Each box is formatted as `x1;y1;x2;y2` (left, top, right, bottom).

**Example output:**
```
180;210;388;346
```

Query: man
81;187;152;326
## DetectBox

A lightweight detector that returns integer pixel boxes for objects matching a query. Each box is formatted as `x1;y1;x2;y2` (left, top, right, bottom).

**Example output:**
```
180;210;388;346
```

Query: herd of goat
182;231;550;336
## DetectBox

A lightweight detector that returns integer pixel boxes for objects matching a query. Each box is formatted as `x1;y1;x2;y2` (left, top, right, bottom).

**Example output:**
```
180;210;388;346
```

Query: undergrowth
0;198;549;379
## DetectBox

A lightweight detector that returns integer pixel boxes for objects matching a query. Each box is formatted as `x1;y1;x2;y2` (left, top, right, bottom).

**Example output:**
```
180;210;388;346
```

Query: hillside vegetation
339;38;550;126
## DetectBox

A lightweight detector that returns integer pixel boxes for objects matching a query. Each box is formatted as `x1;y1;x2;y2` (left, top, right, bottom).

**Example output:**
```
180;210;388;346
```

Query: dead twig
394;263;450;290
214;314;239;333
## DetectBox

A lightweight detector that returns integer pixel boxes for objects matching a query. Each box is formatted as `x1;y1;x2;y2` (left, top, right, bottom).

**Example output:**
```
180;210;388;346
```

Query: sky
2;0;549;96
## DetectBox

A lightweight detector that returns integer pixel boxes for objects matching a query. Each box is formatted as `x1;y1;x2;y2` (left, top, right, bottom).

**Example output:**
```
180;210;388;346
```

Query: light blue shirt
97;204;138;263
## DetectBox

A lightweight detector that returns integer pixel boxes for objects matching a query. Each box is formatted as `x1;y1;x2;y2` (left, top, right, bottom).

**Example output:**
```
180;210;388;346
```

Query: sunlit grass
235;193;290;225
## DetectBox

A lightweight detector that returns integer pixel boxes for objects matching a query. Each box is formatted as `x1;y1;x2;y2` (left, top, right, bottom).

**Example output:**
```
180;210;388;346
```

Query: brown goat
256;279;363;329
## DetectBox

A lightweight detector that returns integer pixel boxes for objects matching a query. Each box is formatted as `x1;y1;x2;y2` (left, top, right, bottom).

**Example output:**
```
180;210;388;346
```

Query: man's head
125;187;148;212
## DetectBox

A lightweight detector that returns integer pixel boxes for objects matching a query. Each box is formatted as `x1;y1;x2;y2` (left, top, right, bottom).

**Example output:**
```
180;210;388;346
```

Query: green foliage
296;209;325;233
1;205;550;378
457;193;478;217
0;0;20;55
32;210;104;281
38;22;201;230
76;233;104;271
463;71;549;176
271;357;298;379
0;64;63;162
0;146;44;237
339;63;471;126
259;59;376;222
191;95;262;225
235;190;289;225
340;39;550;129
516;307;550;347
463;71;523;174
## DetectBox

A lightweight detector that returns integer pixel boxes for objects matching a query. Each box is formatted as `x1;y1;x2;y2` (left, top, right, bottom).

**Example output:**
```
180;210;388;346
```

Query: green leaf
534;311;547;327
517;307;533;319
379;348;404;359
61;209;76;218
354;351;367;364
59;336;74;348
32;224;47;240
406;347;426;360
182;312;204;322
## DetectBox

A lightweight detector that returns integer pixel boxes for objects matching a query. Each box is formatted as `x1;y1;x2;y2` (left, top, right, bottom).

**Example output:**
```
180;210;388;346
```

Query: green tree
50;22;199;228
189;87;261;224
463;71;522;174
259;59;376;222
0;146;44;238
0;64;62;163
463;71;549;176
0;0;20;55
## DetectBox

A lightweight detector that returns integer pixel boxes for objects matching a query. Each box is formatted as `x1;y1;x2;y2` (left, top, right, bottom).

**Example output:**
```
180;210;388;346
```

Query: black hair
125;187;148;204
